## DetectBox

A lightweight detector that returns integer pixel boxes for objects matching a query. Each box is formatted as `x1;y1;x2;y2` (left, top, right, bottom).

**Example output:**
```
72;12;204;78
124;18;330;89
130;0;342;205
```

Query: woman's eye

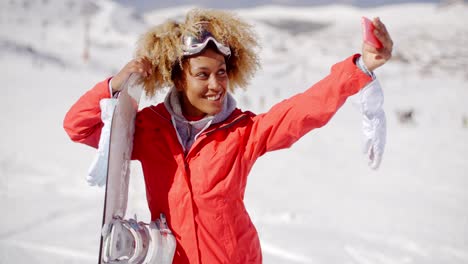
218;69;226;75
196;72;208;78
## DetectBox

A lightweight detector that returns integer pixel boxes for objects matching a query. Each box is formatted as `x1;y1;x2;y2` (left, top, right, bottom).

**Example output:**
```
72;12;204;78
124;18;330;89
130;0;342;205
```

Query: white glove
358;79;386;170
87;98;117;186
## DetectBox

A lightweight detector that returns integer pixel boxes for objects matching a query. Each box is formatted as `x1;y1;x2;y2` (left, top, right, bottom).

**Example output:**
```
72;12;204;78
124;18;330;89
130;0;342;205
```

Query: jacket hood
163;87;237;151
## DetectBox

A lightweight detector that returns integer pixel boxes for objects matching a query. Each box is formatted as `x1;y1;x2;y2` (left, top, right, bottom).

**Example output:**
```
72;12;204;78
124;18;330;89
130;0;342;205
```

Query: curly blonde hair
135;8;261;97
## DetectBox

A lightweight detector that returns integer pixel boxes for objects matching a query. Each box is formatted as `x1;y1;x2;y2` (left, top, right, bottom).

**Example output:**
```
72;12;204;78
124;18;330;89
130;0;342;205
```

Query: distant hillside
1;0;466;80
114;0;441;13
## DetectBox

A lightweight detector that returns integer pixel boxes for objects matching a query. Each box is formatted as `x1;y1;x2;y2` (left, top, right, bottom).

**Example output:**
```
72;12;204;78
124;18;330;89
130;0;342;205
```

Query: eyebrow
191;62;226;71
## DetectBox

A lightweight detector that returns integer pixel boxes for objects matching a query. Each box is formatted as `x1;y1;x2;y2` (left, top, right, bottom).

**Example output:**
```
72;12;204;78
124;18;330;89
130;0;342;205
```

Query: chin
203;99;224;116
207;108;222;116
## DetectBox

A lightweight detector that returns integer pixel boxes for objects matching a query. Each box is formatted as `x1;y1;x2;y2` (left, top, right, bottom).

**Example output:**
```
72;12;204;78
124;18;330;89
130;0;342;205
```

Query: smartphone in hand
361;17;383;49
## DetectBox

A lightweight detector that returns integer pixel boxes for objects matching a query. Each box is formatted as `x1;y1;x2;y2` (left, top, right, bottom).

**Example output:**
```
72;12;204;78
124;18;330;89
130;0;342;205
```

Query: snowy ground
1;0;467;263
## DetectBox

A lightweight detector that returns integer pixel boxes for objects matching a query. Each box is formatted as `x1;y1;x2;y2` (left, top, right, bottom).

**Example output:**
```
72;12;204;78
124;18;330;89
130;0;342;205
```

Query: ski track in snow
345;245;404;264
0;239;96;261
261;240;317;263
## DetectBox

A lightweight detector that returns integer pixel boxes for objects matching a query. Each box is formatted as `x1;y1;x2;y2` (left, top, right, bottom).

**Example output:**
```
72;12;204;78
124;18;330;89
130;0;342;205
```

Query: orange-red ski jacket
63;54;372;263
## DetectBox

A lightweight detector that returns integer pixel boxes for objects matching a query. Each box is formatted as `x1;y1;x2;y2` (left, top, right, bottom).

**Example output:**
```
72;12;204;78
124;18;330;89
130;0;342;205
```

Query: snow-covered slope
0;0;146;72
1;1;467;263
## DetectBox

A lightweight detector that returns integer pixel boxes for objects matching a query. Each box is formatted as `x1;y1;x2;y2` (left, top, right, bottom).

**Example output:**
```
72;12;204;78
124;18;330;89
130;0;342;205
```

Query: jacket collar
162;87;238;152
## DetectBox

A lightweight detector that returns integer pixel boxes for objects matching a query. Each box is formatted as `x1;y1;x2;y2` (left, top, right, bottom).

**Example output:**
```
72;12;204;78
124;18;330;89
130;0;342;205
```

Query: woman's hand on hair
110;57;153;92
362;17;393;72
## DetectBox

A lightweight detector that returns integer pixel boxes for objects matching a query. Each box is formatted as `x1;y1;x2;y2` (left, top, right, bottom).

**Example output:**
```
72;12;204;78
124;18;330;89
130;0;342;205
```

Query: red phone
361;17;383;49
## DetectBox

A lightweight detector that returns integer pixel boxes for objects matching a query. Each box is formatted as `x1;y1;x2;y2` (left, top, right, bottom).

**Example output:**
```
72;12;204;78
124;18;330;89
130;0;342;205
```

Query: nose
207;74;222;91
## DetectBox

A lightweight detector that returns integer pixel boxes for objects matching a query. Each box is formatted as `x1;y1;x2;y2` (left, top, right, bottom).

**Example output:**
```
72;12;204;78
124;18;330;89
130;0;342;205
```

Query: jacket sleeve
243;54;373;161
63;78;112;148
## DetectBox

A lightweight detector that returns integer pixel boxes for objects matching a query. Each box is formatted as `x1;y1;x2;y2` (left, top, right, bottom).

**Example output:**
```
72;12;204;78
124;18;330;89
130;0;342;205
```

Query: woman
64;9;392;264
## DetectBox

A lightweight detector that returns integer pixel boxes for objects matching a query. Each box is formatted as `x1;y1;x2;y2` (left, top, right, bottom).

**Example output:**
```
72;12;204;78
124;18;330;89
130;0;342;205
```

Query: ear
175;83;184;92
172;59;189;91
174;73;186;92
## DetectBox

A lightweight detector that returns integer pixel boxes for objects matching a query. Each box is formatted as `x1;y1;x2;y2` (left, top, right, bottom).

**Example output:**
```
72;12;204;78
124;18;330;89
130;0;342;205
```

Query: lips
205;92;222;101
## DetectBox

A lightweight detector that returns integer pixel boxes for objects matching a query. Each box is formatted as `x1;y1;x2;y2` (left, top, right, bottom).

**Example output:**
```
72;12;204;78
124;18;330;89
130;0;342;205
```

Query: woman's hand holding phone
361;17;393;72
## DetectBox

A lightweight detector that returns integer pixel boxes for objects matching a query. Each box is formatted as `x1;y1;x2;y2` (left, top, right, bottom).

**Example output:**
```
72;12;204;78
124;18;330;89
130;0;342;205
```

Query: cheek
184;80;205;99
186;89;201;103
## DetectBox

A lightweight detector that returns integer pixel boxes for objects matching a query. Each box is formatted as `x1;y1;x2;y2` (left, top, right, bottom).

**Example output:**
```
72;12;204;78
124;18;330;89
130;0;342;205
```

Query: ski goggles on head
182;28;231;57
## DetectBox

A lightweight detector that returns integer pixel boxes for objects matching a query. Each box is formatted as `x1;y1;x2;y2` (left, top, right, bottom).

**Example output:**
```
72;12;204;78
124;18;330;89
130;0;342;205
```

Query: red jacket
64;55;372;263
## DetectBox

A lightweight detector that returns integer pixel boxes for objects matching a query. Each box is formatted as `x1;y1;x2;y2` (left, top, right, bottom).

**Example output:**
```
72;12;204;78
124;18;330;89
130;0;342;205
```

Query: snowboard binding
102;213;176;264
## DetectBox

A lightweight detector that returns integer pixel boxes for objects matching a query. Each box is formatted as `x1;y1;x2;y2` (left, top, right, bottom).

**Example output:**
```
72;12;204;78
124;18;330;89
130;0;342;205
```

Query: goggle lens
182;30;231;57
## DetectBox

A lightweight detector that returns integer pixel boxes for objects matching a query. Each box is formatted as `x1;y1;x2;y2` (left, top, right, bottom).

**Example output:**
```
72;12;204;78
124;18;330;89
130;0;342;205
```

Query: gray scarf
164;87;237;152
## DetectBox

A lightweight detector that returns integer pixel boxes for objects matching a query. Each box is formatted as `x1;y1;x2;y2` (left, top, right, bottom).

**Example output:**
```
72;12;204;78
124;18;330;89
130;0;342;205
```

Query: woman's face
178;48;228;117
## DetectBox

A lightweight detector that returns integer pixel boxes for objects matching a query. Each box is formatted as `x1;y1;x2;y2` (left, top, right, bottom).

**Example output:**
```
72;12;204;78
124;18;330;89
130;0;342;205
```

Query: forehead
187;49;226;69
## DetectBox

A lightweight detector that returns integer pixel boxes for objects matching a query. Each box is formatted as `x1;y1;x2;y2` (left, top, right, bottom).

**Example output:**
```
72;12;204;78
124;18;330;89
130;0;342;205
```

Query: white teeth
206;93;221;101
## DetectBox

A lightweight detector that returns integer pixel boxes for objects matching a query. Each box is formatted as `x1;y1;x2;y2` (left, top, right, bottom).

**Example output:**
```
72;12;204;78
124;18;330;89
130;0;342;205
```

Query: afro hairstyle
134;8;261;97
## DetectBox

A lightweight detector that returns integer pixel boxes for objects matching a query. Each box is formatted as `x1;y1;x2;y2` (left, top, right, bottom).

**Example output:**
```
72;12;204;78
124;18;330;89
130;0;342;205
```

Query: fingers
372;17;393;60
112;57;154;92
126;57;153;78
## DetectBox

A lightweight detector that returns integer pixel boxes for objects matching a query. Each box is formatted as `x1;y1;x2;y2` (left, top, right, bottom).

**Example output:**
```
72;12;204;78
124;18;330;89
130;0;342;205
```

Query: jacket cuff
355;56;376;79
108;77;121;98
343;54;374;96
93;77;113;98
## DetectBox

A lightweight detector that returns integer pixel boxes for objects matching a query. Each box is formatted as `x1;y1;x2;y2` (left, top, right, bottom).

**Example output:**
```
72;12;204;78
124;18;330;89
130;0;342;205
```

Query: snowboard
96;74;177;264
98;74;143;263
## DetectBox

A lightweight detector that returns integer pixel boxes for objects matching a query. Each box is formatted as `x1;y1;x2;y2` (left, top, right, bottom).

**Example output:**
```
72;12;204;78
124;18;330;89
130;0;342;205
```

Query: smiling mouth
206;92;222;101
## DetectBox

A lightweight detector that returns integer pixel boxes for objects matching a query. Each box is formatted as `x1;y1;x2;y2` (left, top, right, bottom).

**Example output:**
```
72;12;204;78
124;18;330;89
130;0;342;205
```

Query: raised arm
243;55;373;160
242;17;394;161
63;57;153;148
63;78;112;148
